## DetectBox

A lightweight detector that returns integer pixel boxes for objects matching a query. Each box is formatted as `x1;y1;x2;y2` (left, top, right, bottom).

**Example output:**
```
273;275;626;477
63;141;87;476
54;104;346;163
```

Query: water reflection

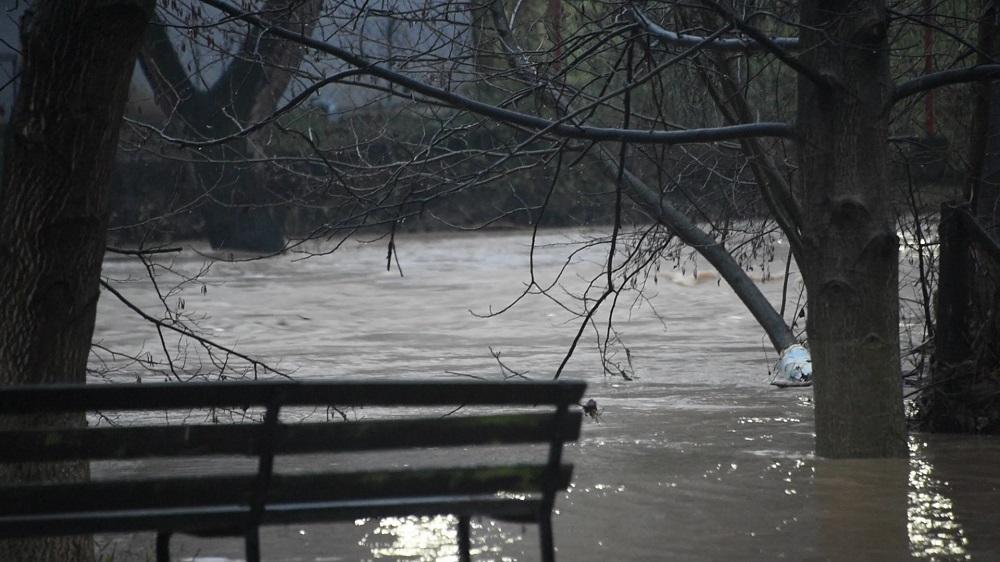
357;515;523;562
812;438;970;561
908;440;970;560
816;457;910;559
345;440;972;561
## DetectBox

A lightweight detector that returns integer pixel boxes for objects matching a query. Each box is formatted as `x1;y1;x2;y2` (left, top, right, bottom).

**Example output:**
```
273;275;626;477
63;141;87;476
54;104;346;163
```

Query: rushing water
91;228;1000;561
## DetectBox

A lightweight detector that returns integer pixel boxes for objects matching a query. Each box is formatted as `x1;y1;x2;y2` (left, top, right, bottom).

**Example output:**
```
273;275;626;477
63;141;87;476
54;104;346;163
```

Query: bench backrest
0;380;586;538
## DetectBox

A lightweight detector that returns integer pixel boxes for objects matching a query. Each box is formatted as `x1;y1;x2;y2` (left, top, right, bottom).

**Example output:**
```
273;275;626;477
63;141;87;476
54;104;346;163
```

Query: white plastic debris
772;344;812;387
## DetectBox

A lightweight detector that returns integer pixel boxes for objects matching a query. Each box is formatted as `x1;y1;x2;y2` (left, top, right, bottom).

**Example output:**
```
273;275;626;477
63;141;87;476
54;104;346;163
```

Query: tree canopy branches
628;5;800;52
200;0;796;146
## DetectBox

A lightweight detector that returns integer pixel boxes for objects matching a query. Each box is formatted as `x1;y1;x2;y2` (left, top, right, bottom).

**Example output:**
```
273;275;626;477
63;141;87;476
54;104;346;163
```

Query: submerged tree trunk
922;0;1000;433
923;203;976;430
0;1;153;560
796;1;907;457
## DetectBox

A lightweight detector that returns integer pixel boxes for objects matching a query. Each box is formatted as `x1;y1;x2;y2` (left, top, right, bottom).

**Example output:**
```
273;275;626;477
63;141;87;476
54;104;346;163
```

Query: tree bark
796;1;907;457
0;1;153;560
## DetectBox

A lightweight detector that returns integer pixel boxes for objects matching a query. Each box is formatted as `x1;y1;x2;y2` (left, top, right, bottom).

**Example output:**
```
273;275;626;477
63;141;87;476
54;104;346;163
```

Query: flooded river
92;228;1000;561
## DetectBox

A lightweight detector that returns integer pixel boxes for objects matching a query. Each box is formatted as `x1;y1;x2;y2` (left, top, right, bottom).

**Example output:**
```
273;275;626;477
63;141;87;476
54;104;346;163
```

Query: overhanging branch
893;65;1000;104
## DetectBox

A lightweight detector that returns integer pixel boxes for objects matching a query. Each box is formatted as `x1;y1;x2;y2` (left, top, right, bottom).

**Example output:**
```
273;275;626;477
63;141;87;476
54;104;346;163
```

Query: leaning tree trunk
796;1;907;457
484;1;800;355
0;1;152;560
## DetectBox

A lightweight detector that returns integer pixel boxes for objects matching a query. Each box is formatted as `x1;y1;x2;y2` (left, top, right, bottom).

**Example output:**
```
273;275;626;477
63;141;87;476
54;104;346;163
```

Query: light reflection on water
908;440;970;560
356;515;522;562
347;442;973;561
342;453;972;562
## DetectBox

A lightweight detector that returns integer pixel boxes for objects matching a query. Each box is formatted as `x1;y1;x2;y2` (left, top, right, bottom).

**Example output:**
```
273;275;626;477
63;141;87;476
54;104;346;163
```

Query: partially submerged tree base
917;204;1000;433
917;367;1000;433
797;1;907;458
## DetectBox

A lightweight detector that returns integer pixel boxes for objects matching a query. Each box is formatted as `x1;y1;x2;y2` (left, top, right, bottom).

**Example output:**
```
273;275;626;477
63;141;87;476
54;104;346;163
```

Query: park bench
0;379;586;561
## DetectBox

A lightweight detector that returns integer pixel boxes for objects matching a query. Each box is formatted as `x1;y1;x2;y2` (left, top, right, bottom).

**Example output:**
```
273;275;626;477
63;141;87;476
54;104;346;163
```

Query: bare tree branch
99;279;293;379
207;0;321;121
200;0;795;146
695;50;804;256
139;12;203;125
105;246;183;256
125;69;366;148
630;5;800;52
485;0;798;354
893;64;1000;103
696;0;828;88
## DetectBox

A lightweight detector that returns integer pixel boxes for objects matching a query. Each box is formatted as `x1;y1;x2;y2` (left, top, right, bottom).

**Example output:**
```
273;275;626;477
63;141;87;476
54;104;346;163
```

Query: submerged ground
92;228;1000;561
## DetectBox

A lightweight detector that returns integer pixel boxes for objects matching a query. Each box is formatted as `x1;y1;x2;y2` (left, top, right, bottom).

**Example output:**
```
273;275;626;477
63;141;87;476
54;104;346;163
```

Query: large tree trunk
138;0;321;253
0;1;152;560
796;1;907;457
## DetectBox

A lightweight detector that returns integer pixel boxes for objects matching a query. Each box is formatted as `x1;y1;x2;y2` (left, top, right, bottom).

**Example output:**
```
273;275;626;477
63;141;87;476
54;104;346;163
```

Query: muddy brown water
92;228;1000;561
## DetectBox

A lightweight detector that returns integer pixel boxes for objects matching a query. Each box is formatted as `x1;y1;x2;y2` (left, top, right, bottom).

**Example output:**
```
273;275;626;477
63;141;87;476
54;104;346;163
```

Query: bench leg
539;512;555;562
458;515;471;562
156;531;172;562
245;527;261;562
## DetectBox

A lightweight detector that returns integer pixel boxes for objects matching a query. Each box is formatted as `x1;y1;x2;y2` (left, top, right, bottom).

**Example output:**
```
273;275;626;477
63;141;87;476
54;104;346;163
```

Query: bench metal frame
0;380;585;561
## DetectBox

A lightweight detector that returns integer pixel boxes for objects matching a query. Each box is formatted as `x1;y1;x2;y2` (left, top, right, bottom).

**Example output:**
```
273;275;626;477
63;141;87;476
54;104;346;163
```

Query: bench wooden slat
0;412;583;462
0;380;585;561
0;464;573;517
0;496;543;539
0;380;587;413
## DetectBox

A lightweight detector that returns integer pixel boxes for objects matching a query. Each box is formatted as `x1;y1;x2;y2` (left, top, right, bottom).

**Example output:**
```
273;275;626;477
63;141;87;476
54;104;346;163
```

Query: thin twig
99;279;292;378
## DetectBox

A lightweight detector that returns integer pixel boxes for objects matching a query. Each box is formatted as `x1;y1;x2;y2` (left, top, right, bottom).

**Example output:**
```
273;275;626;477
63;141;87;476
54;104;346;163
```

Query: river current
92;228;1000;561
